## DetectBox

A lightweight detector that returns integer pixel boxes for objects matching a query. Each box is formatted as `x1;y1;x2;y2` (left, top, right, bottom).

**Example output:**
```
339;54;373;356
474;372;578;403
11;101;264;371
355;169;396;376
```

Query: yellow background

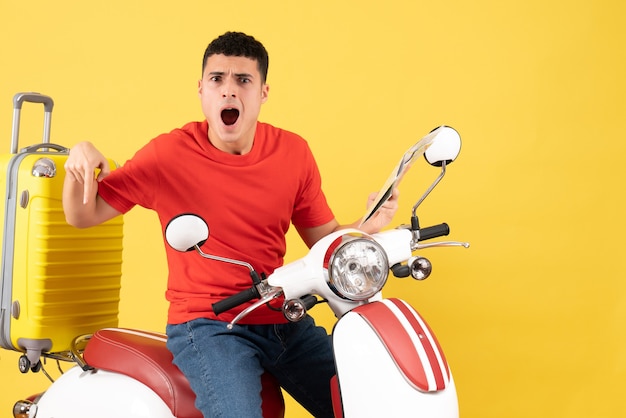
1;1;625;417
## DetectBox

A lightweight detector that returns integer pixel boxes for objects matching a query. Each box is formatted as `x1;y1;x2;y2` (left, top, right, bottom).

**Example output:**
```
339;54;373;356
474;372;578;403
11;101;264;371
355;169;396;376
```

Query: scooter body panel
332;298;458;417
35;366;175;418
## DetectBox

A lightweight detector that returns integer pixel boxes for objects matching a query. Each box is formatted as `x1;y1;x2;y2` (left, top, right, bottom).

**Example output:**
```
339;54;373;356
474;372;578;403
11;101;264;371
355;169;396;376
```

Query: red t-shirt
98;120;335;324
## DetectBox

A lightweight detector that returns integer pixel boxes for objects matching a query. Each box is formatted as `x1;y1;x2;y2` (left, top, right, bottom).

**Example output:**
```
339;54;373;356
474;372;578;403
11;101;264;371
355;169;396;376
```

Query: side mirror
165;213;209;252
424;126;461;167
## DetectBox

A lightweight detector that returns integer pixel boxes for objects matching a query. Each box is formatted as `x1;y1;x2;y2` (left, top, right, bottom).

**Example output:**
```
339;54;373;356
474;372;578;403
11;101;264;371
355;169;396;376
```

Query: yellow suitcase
0;92;124;372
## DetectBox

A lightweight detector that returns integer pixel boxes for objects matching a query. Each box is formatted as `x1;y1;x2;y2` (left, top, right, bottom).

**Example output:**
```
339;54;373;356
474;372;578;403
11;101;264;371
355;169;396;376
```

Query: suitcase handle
13;92;54;113
11;92;55;154
20;143;68;153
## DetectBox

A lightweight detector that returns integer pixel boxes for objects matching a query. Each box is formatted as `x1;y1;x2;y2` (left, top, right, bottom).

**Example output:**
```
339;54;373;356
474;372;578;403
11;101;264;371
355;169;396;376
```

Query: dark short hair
202;32;269;83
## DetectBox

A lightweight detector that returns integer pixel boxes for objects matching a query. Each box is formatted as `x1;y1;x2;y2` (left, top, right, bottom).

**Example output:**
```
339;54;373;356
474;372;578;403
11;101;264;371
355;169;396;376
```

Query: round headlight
326;234;389;301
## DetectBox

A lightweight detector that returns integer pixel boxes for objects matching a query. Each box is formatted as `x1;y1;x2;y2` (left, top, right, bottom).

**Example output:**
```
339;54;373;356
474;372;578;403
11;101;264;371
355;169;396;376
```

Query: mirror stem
194;245;256;273
411;160;447;216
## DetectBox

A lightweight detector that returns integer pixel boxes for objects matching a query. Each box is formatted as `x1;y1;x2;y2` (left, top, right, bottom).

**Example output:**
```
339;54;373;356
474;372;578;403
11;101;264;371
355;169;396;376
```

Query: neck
207;132;254;155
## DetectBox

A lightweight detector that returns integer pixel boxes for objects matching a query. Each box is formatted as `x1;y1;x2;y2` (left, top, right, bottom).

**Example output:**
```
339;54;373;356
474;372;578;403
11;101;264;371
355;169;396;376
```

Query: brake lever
413;241;470;250
227;288;283;330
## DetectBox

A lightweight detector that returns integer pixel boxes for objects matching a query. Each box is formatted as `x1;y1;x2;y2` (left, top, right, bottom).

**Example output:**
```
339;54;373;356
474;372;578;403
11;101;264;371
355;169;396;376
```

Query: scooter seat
83;328;202;418
83;327;285;418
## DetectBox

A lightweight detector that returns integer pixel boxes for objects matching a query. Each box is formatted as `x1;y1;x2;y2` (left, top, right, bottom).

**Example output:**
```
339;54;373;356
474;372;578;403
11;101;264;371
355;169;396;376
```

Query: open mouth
221;108;240;126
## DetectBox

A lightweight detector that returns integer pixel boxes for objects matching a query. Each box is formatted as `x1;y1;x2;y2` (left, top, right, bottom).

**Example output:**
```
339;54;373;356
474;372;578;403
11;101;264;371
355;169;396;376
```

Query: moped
13;125;468;418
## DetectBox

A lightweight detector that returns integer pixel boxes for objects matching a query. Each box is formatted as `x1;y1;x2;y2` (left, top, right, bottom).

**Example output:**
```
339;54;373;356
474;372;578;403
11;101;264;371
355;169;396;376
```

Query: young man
63;31;398;417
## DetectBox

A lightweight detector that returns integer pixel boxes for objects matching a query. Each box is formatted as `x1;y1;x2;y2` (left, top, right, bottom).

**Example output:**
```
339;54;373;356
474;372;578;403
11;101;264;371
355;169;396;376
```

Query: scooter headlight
325;233;389;301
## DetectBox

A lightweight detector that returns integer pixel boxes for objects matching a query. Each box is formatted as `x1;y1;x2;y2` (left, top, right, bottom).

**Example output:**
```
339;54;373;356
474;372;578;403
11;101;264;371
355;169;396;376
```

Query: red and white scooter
13;126;467;418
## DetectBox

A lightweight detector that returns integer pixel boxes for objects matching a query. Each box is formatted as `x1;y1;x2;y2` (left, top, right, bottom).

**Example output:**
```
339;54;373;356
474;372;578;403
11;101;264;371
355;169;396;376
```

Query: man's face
198;54;269;154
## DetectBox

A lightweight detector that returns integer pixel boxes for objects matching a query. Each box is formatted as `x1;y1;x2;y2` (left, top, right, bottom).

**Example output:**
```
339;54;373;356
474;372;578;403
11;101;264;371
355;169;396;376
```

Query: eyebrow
208;71;254;79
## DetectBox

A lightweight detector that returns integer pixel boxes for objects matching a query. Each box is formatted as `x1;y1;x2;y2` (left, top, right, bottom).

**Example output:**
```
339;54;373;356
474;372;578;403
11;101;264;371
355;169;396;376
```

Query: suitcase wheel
18;355;41;374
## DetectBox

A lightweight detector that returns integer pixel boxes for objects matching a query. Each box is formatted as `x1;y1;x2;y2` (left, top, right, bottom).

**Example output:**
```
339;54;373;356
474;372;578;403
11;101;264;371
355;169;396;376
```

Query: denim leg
255;316;336;418
166;319;265;418
166;316;335;418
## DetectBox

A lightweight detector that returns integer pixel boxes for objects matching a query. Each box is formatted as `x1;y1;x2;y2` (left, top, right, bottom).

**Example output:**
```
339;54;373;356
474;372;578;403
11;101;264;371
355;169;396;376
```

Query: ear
261;83;269;104
197;79;203;97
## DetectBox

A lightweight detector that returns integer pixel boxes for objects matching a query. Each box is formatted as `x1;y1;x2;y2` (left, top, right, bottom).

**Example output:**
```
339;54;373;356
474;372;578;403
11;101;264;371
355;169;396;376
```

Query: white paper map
359;127;444;226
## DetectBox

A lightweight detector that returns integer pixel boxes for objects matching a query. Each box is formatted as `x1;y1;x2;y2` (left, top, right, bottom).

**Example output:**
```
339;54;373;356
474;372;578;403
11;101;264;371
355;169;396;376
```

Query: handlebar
418;223;449;241
212;287;260;315
211;222;451;316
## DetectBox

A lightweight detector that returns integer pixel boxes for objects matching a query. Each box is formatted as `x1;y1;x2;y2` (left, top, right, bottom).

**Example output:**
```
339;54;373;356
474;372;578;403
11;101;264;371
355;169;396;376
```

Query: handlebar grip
419;223;450;241
212;287;260;316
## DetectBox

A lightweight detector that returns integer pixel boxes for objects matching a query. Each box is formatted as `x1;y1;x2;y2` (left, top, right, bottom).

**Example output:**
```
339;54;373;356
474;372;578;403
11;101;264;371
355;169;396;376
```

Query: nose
222;79;237;98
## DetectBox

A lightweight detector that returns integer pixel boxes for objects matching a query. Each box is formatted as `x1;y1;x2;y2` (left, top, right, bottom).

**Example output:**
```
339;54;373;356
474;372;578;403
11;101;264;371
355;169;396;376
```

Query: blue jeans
166;316;335;418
